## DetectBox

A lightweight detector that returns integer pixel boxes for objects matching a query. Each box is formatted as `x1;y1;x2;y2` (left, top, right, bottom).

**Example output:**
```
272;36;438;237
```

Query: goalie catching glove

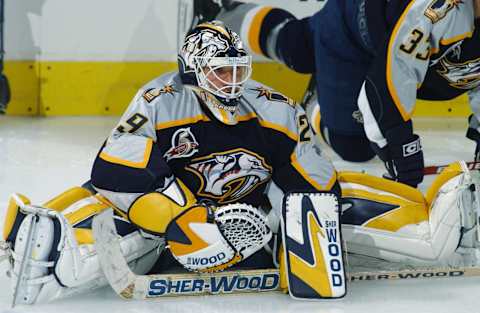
166;202;272;273
112;178;272;273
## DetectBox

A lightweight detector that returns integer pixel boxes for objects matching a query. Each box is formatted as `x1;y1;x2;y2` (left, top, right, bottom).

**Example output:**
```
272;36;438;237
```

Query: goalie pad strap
281;192;346;299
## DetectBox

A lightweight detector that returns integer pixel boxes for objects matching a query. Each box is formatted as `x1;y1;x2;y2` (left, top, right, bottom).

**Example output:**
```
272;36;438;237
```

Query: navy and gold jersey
360;0;480;145
90;72;337;218
418;19;480;101
214;0;480;141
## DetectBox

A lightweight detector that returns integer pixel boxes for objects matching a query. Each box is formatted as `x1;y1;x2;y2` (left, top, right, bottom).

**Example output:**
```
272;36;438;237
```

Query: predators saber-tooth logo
424;0;463;23
186;148;272;204
437;57;480;90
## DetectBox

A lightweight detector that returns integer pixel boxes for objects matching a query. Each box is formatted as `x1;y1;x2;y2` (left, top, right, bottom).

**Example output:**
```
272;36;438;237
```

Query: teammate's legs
320;126;376;162
308;0;377;162
218;4;315;73
211;1;378;162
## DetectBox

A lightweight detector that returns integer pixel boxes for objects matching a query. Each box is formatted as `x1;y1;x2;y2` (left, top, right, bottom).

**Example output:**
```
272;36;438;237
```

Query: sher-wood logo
147;272;280;297
349;269;465;281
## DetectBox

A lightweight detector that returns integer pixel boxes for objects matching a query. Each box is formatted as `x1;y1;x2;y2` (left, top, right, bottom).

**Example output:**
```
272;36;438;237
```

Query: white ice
0;116;479;313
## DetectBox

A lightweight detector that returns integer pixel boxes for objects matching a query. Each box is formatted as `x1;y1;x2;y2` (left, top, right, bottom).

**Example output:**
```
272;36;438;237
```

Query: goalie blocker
281;192;346;299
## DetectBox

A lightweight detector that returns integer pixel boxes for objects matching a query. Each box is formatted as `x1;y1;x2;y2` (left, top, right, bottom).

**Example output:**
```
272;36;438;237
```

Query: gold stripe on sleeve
248;6;273;55
259;120;298;141
440;31;473;45
386;0;417;121
100;138;153;169
290;152;337;191
155;114;210;130
236;112;298;141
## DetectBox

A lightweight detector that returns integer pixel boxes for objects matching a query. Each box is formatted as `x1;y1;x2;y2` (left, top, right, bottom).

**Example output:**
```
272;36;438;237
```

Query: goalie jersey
90;72;338;225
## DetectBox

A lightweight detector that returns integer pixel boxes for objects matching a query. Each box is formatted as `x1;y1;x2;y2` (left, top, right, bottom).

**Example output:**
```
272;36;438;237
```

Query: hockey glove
466;114;480;161
372;124;424;187
166;203;272;273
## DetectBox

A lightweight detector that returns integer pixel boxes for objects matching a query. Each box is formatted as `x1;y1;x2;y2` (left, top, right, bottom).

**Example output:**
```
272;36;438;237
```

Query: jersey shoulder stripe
240;79;300;141
135;72;208;129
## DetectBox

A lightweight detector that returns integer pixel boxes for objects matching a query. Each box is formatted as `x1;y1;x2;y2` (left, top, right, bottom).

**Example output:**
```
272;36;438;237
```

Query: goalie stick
423;161;480;175
381;161;480;181
93;209;480;300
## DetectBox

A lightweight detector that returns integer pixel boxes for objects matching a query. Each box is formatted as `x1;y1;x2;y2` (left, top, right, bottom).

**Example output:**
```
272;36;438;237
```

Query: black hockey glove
372;124;424;187
466;114;480;161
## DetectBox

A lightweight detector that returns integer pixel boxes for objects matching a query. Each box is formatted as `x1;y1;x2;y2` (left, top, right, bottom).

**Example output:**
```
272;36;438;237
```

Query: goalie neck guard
178;21;252;125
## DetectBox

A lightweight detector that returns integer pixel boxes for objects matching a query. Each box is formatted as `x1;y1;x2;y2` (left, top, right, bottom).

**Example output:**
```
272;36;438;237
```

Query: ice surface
0;116;479;313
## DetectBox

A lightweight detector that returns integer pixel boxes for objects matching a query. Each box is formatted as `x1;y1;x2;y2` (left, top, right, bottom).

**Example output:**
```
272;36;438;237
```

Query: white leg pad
10;208;160;304
344;173;475;266
11;214;55;304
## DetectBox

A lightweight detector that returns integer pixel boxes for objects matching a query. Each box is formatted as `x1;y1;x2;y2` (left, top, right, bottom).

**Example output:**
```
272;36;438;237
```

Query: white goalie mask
194;54;252;101
178;21;252;124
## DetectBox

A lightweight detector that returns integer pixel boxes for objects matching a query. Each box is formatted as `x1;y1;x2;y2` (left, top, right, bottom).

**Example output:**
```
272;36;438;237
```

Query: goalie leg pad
166;203;272;273
341;162;478;266
3;194;30;242
281;192;346;300
11;212;55;304
6;199;159;304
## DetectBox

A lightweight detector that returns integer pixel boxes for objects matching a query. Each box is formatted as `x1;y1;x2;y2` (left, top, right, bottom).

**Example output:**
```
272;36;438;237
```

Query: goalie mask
178;21;252;125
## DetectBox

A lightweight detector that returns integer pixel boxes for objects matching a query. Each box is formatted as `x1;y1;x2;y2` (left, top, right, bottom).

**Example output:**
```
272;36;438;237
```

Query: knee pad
3;186;94;243
321;125;375;162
